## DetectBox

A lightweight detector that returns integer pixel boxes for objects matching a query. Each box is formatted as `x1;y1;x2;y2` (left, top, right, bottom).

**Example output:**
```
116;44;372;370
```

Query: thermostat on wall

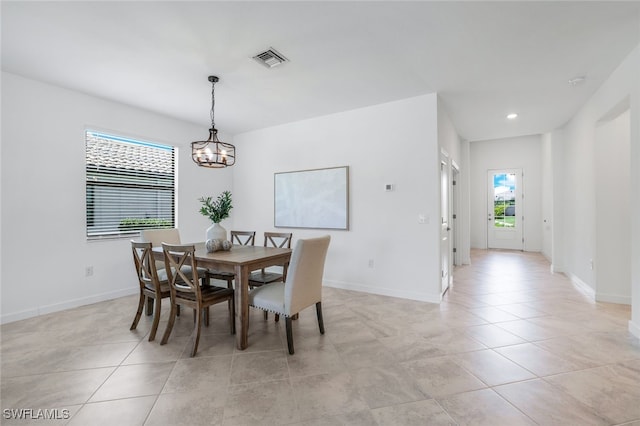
385;184;394;192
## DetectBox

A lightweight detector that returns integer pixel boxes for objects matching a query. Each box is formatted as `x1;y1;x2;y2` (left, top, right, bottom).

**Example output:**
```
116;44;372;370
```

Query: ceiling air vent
252;48;288;68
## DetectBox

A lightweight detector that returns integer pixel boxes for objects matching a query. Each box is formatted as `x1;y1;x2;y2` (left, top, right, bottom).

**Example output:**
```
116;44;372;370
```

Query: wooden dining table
154;242;292;350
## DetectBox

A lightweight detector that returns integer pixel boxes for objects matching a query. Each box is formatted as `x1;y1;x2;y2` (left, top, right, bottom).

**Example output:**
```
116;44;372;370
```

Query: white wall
232;94;444;302
469;135;543;251
1;72;233;323
558;45;639;337
595;109;631;304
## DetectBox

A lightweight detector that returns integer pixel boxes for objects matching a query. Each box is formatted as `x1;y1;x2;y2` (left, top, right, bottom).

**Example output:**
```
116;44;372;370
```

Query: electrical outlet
368;259;374;268
85;266;94;277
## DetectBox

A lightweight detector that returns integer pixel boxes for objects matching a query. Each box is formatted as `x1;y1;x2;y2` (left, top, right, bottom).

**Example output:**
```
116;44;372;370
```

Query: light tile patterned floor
2;249;640;425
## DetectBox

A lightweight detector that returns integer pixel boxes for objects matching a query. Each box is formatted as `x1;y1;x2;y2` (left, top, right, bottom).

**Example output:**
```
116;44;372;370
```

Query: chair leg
160;302;178;345
316;302;325;334
130;292;145;331
145;296;154;316
264;311;269;321
148;295;162;341
275;313;280;322
285;317;294;355
191;306;203;357
204;307;210;326
229;296;236;335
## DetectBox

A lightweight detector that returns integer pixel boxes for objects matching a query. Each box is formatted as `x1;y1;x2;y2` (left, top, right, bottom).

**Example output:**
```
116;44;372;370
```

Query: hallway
1;249;639;425
443;249;640;424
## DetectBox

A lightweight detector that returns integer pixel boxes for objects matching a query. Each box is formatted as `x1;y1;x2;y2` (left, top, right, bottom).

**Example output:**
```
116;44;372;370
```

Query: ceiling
2;1;639;142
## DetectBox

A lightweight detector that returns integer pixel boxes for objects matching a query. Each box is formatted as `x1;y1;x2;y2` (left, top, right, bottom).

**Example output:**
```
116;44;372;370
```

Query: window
493;172;516;228
86;131;175;239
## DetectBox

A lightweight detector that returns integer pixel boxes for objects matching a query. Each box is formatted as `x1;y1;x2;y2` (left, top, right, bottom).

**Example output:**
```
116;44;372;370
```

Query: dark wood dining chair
140;228;210;321
206;230;256;288
248;232;293;288
249;235;330;354
230;230;256;246
160;243;235;357
130;241;174;341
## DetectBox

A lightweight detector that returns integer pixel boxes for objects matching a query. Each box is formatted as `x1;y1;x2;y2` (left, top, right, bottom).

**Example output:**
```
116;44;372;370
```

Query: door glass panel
493;173;516;228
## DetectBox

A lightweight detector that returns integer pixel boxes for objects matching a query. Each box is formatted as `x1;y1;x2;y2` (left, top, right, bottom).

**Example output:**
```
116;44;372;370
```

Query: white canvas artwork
274;166;349;230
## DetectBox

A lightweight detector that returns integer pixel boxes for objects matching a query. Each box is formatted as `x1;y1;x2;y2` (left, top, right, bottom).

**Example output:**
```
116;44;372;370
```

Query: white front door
487;169;523;250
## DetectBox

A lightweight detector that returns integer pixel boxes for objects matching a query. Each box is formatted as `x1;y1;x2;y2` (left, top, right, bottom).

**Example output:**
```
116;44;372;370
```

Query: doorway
487;169;523;250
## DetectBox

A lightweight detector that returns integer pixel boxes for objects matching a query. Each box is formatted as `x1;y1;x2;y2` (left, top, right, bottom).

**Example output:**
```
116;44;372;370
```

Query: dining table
154;242;292;350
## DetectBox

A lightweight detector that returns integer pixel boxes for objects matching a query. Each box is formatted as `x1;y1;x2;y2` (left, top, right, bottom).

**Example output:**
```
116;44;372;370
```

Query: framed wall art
274;166;349;230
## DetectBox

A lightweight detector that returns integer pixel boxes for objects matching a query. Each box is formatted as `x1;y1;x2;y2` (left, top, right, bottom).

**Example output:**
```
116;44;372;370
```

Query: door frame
440;150;451;295
451;161;460;266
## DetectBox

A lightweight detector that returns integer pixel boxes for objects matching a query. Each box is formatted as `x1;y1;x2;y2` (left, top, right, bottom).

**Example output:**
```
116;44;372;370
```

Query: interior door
441;159;450;293
487;169;523;250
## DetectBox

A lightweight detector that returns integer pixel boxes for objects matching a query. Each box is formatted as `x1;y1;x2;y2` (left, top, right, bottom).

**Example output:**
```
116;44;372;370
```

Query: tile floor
2;249;640;425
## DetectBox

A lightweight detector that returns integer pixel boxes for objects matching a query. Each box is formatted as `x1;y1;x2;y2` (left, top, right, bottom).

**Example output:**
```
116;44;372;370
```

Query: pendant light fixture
191;76;236;168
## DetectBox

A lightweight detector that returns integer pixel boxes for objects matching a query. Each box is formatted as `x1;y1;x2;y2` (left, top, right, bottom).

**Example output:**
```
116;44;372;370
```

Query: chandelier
191;76;236;168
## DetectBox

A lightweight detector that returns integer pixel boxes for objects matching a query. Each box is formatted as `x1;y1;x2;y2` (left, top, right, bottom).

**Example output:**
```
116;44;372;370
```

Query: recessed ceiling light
507;113;518;120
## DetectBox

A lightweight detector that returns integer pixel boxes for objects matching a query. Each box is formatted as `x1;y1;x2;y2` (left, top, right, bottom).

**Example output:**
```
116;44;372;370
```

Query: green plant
118;218;172;231
199;190;233;223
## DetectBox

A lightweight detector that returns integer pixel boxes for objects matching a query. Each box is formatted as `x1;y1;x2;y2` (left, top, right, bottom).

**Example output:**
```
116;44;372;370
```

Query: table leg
235;264;249;350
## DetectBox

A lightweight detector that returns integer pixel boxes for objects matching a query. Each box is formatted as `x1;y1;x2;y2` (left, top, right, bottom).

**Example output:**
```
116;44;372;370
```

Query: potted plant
199;190;233;241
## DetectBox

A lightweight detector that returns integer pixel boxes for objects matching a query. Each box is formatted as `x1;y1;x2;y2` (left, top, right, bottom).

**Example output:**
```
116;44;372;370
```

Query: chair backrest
284;235;331;315
141;228;181;247
264;232;293;249
161;243;200;297
230;231;256;246
131;241;161;291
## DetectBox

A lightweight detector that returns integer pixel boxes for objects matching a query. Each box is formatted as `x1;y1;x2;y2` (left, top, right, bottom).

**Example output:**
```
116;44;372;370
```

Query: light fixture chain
210;79;216;129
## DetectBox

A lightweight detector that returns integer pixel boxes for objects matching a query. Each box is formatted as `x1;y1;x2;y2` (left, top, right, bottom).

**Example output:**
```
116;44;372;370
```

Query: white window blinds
85;131;175;239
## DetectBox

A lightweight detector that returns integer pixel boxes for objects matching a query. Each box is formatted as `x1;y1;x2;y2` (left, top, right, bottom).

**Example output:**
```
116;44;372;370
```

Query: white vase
206;222;227;241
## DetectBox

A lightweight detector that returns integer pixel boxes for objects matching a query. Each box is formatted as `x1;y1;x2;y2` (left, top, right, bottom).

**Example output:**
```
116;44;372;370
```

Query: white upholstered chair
141;228;181;245
140;228;208;281
141;228;181;272
248;235;330;354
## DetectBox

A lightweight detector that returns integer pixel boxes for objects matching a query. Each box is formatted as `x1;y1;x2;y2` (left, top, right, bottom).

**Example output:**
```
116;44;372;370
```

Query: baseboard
323;279;442;304
629;320;640;339
595;293;632;305
1;287;138;324
1;308;41;324
569;273;595;298
550;263;564;273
